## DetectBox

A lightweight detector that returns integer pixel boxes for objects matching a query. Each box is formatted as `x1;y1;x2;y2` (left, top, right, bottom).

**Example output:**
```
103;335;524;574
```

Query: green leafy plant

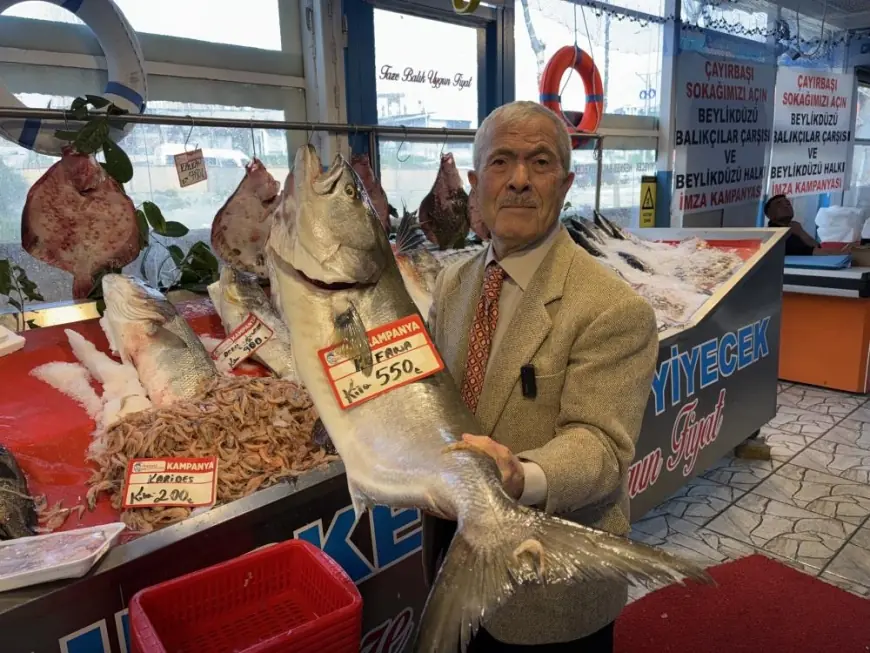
0;259;44;332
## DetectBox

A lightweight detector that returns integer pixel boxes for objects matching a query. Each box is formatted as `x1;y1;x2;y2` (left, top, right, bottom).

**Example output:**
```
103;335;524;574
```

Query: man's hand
461;433;525;500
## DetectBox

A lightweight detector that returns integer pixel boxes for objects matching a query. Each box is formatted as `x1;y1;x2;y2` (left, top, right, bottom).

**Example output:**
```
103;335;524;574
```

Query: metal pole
594;137;604;211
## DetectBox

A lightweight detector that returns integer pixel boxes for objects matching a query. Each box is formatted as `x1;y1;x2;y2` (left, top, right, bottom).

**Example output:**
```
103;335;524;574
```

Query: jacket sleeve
517;294;658;514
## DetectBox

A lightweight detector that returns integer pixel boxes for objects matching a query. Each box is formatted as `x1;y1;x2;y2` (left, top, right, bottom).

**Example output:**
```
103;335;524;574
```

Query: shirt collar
484;222;562;291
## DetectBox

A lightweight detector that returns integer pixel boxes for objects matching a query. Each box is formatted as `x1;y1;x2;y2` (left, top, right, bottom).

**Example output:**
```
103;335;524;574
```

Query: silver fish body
267;145;712;653
208;267;298;381
101;274;218;406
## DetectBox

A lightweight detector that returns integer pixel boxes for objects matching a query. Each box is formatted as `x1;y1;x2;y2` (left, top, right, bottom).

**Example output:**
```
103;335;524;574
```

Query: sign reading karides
769;68;854;197
672;53;776;217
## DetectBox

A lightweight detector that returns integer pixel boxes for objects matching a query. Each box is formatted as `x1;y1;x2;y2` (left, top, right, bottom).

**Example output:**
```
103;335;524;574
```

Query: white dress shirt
483;223;563;507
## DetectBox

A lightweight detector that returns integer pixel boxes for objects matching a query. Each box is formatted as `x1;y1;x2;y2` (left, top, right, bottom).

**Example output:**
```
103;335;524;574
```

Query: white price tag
211;314;274;372
318;314;444;410
174;149;208;188
122;457;217;509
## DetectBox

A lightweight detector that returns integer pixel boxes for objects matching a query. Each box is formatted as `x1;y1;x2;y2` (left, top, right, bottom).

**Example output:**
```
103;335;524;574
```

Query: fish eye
344;183;356;198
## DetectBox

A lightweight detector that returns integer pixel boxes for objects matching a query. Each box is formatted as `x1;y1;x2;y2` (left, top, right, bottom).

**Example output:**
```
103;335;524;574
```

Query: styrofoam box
0;522;126;593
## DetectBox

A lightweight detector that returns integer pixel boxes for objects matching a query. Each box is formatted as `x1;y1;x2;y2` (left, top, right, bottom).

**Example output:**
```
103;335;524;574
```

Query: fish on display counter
207;266;298;381
351;153;394;234
418;152;470;250
100;274;218;406
21;147;141;299
211;158;281;278
266;144;712;652
0;445;37;540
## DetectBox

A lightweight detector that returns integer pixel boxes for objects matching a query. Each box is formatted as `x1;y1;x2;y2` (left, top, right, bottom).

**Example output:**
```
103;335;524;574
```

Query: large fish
22;147;140;299
351;153;394;234
418;152;470;250
101;274;218;406
211;158;281;278
266;145;712;653
0;444;37;540
207;267;298;381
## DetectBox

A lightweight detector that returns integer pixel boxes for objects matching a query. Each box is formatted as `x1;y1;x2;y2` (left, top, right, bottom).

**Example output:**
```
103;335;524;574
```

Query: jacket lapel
476;229;576;434
440;249;487;383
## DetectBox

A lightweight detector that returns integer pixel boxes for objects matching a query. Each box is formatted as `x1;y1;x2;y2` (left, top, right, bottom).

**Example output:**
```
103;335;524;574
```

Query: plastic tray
0;522;126;593
129;538;362;653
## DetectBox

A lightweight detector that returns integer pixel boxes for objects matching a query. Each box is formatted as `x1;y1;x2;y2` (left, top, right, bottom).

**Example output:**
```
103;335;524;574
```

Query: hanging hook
250;119;257;160
183;116;195;152
396;126;410;164
439;127;449;159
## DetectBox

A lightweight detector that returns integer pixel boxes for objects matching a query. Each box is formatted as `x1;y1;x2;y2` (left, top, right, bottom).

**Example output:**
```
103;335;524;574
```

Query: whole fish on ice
208;266;298;381
266;145;713;653
0;445;37;540
21;147;140;298
101;274;218;406
211;158;281;278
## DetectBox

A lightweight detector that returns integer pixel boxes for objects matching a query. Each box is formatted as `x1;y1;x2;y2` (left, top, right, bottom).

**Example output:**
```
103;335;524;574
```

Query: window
373;8;479;129
598;148;656;228
514;0;664;117
564;150;599;216
378;140;475;215
681;0;771;43
851;83;870;209
2;0;282;49
856;85;870;141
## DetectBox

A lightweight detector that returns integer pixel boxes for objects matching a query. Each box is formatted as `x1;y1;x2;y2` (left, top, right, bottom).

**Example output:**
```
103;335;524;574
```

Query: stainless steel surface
783;284;862;298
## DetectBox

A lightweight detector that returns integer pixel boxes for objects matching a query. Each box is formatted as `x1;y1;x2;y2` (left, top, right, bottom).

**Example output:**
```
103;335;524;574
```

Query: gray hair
472;100;573;175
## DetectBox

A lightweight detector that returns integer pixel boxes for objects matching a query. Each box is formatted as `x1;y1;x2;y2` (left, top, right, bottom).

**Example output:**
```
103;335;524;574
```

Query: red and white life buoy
538;45;604;148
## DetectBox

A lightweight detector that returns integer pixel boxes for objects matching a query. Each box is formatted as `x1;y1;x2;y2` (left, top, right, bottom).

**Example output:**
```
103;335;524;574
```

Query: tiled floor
628;381;870;603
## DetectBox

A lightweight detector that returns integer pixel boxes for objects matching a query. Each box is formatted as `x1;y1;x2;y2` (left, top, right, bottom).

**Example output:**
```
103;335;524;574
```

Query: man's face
469;114;574;253
767;197;794;225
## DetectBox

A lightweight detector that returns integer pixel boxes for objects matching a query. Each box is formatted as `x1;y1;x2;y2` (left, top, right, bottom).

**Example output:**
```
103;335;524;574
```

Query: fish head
101;274;177;360
246;159;281;204
437;152;463;189
218;266;267;313
272;144;390;286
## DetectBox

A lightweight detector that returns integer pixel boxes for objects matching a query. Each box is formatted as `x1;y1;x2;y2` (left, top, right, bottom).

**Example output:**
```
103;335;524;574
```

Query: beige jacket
422;227;659;645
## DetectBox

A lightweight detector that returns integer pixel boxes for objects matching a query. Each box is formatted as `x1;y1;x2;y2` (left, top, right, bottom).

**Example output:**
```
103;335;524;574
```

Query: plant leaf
160;221;189;238
74;118;110;154
85;95;110;109
70;97;89;121
167;245;186;266
141;201;167;233
25;319;39;330
135;209;150;249
102;137;133;184
95;298;106;316
106;104;129;117
7;297;22;311
0;259;11;296
188;242;219;275
54;129;79;142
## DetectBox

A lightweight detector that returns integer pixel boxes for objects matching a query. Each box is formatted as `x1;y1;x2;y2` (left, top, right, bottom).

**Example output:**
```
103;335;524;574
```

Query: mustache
498;195;538;208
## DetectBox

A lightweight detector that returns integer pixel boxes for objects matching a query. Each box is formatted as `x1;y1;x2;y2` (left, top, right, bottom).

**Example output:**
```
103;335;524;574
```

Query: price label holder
174;149;208;188
318;314;444;410
122;457;218;509
211;313;274;373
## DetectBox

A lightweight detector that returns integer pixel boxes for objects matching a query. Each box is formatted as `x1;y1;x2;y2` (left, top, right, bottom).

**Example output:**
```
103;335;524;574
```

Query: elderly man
423;100;659;652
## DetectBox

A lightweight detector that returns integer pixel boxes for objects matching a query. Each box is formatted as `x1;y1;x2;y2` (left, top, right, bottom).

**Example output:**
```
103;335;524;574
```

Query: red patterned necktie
460;262;507;414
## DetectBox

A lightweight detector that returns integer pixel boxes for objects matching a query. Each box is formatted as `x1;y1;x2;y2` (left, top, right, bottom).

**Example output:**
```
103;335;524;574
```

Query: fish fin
414;503;714;653
333;302;373;376
72;274;94;300
394;208;426;255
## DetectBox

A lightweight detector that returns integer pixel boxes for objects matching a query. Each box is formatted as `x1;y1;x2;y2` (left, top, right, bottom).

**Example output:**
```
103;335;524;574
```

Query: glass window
598;148;657;228
2;0;281;49
378;140;475;214
374;9;479;129
514;0;663;117
564;150;599;216
681;0;770;43
0;96;291;308
856;85;870;141
595;0;665;17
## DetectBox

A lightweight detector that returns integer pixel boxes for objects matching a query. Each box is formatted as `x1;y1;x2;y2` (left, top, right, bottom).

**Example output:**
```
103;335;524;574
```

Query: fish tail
72;275;94;299
414;504;713;653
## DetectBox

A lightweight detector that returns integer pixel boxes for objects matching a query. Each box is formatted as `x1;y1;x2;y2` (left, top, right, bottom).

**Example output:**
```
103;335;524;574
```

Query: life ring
539;45;603;148
452;0;480;13
0;0;147;156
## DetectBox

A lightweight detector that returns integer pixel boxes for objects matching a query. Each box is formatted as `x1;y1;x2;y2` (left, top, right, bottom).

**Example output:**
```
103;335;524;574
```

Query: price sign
174;149;208;188
122;457;217;509
211;314;274;373
318;314;444;410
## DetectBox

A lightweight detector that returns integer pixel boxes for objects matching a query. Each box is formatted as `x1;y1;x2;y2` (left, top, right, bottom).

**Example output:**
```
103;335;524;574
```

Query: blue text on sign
651;316;770;416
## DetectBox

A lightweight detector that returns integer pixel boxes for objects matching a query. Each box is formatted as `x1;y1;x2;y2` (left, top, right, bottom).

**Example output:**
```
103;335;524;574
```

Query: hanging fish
567;226;605;258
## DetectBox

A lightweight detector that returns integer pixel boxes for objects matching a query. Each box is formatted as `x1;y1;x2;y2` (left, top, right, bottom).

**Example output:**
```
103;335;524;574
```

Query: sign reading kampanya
769;68;855;198
672;53;776;217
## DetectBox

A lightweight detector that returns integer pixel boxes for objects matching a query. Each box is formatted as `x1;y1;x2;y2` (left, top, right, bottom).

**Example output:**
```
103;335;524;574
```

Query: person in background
423;100;659;652
764;194;837;256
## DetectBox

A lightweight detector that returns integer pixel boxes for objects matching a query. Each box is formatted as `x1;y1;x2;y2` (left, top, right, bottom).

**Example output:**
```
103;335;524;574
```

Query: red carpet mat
615;554;870;652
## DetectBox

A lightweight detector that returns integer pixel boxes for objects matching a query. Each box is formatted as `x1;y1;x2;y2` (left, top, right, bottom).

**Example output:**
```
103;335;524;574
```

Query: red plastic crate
128;539;362;653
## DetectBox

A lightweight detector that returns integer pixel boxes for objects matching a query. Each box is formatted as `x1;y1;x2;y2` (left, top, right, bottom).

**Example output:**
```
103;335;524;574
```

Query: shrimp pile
85;376;338;533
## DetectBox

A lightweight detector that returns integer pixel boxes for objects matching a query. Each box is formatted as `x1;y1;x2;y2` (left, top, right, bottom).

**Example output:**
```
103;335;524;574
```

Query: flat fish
0;444;37;540
351;153;394;234
418;152;470;250
211;158;281;278
267;144;713;653
21;147;140;299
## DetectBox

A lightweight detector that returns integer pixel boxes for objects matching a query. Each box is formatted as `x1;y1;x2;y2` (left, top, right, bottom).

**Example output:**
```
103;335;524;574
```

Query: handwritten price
129;487;193;505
